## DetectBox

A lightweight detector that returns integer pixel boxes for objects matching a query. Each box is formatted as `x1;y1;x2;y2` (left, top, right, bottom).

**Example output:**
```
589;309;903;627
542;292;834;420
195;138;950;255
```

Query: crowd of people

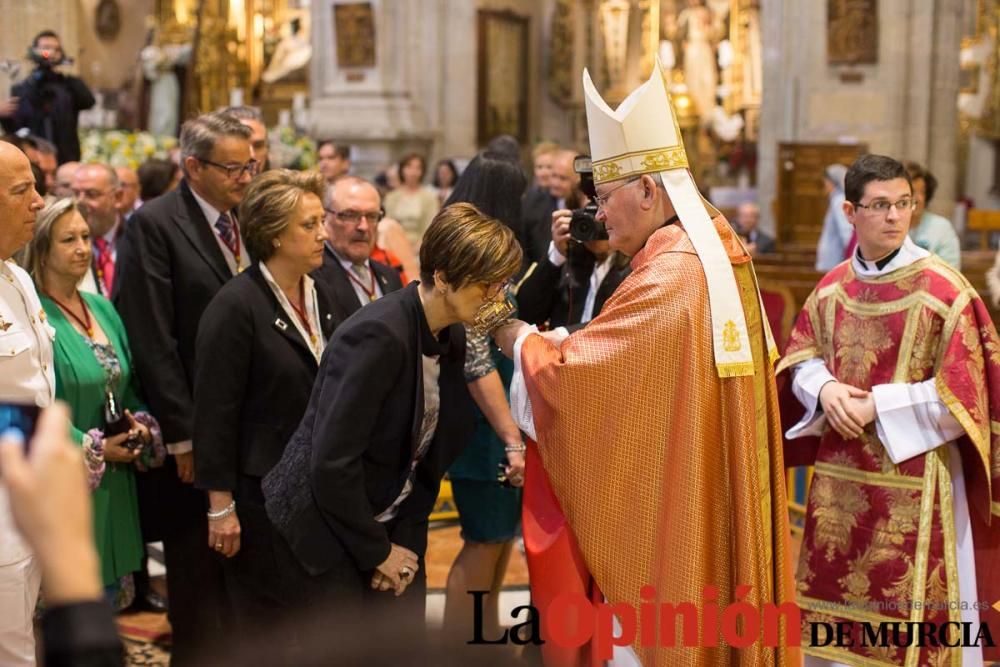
0;80;644;665
1;28;998;667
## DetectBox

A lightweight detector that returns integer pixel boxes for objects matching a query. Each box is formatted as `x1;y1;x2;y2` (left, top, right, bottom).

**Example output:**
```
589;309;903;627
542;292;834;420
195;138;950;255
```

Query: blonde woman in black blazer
192;170;337;637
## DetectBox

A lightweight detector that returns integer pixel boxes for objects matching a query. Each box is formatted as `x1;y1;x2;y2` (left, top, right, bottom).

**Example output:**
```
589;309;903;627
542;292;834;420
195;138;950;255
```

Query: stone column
310;0;560;177
926;1;963;215
310;0;440;179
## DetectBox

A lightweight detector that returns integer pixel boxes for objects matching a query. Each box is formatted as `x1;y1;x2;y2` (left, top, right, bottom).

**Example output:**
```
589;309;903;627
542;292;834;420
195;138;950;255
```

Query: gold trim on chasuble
934;448;963;667
734;262;775;572
902;459;937;667
797;276;967;666
934;288;993;506
800;458;944;665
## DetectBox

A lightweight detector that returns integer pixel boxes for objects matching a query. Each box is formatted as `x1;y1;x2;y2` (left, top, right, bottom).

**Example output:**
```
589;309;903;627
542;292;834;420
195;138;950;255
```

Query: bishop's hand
492;319;531;359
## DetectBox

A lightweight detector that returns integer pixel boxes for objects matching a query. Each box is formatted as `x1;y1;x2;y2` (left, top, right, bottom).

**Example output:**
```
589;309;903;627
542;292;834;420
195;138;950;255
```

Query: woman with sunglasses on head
263;202;522;653
192;169;338;638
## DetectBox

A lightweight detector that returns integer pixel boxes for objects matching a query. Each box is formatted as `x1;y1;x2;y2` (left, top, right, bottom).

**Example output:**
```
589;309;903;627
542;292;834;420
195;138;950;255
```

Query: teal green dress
41;293;152;595
448;330;522;543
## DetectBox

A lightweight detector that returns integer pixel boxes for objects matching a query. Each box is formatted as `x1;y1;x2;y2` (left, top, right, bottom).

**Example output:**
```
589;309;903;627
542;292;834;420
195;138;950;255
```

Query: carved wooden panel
477;10;530;145
333;2;376;69
776;142;866;247
827;0;878;65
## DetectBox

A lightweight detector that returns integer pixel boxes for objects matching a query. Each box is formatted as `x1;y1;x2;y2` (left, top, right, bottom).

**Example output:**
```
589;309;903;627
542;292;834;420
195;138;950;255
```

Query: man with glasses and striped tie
113;110;257;666
314;176;403;323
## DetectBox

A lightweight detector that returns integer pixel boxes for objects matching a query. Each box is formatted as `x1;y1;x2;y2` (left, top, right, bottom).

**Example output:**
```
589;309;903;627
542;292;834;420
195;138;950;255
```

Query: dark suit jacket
113;180;238;443
193;263;339;492
748;229;776;255
42;601;123;667
3;71;95;163
516;246;631;331
263;283;475;576
311;245;404;324
520;187;558;267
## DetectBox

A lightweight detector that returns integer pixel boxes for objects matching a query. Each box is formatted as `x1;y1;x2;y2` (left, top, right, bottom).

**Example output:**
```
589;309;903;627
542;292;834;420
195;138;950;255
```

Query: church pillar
310;0;441;179
310;0;557;178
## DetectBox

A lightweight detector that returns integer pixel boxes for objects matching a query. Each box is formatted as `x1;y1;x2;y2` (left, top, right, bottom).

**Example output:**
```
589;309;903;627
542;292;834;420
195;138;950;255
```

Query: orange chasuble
777;256;1000;665
520;217;799;665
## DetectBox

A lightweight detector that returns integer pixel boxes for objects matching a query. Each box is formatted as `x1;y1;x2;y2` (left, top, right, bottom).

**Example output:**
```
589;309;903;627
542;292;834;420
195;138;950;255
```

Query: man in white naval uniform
0;141;55;666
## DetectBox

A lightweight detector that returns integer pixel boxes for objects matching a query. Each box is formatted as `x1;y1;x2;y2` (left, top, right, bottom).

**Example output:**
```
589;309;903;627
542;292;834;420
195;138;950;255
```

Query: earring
274;239;281;248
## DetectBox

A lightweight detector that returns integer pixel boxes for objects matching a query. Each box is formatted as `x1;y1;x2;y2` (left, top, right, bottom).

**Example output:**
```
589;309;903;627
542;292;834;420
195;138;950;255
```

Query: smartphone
0;403;40;452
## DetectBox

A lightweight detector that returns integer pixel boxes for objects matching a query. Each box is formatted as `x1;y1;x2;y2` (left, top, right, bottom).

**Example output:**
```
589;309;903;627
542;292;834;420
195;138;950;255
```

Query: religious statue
677;0;717;125
141;27;191;137
263;15;312;83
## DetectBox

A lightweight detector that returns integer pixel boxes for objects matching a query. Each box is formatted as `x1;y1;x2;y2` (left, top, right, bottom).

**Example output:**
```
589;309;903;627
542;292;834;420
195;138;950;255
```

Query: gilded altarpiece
548;0;762;186
155;0;306;119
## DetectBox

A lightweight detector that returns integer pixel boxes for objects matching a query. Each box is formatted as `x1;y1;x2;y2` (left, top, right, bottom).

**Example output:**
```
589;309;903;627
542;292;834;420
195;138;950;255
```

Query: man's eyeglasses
198;158;260;180
594;177;640;208
324;208;385;224
853;198;915;214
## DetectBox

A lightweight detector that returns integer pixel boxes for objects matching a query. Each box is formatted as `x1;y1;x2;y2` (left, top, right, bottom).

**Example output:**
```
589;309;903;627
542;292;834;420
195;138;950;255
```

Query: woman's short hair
419;202;522;288
25;198;77;281
397;153;426;182
239;169;326;263
138;158;179;201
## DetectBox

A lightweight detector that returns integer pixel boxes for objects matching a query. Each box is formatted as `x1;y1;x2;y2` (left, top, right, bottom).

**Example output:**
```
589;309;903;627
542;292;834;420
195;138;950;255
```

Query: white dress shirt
546;241;615;324
78;217;122;296
190;186;250;275
0;260;56;566
259;263;327;363
330;246;384;306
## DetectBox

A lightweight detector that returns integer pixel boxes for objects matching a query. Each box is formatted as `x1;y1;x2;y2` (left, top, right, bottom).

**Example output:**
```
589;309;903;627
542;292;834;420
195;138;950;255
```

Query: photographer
516;155;631;332
1;31;95;164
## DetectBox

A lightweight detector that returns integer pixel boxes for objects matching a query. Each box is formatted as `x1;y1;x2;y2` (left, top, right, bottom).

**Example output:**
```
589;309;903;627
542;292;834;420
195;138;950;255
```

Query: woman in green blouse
25;198;164;608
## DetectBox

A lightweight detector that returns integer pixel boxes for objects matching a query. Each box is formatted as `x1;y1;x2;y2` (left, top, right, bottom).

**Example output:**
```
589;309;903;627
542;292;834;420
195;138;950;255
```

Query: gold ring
215;543;223;550
400;567;412;579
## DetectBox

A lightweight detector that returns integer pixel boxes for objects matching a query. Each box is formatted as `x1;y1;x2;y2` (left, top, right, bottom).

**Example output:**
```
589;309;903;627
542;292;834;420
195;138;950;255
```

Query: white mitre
583;57;771;377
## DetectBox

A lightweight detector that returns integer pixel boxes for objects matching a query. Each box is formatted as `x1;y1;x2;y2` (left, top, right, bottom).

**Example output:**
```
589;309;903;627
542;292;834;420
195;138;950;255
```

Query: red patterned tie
92;237;115;295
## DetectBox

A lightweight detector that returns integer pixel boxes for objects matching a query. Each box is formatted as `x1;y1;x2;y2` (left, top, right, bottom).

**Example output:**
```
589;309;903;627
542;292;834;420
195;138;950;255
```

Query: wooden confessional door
775;142;867;248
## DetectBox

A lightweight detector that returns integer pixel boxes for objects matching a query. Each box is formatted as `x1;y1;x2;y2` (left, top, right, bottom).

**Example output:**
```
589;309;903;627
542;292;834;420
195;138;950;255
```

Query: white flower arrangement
79;129;178;170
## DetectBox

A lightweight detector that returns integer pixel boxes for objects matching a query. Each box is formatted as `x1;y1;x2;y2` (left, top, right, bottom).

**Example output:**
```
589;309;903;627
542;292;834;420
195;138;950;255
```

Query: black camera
568;155;607;242
27;46;71;70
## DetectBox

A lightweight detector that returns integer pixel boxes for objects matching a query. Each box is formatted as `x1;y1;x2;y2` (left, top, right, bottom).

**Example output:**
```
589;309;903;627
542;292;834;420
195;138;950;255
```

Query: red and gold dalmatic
777;257;1000;666
521;218;799;666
